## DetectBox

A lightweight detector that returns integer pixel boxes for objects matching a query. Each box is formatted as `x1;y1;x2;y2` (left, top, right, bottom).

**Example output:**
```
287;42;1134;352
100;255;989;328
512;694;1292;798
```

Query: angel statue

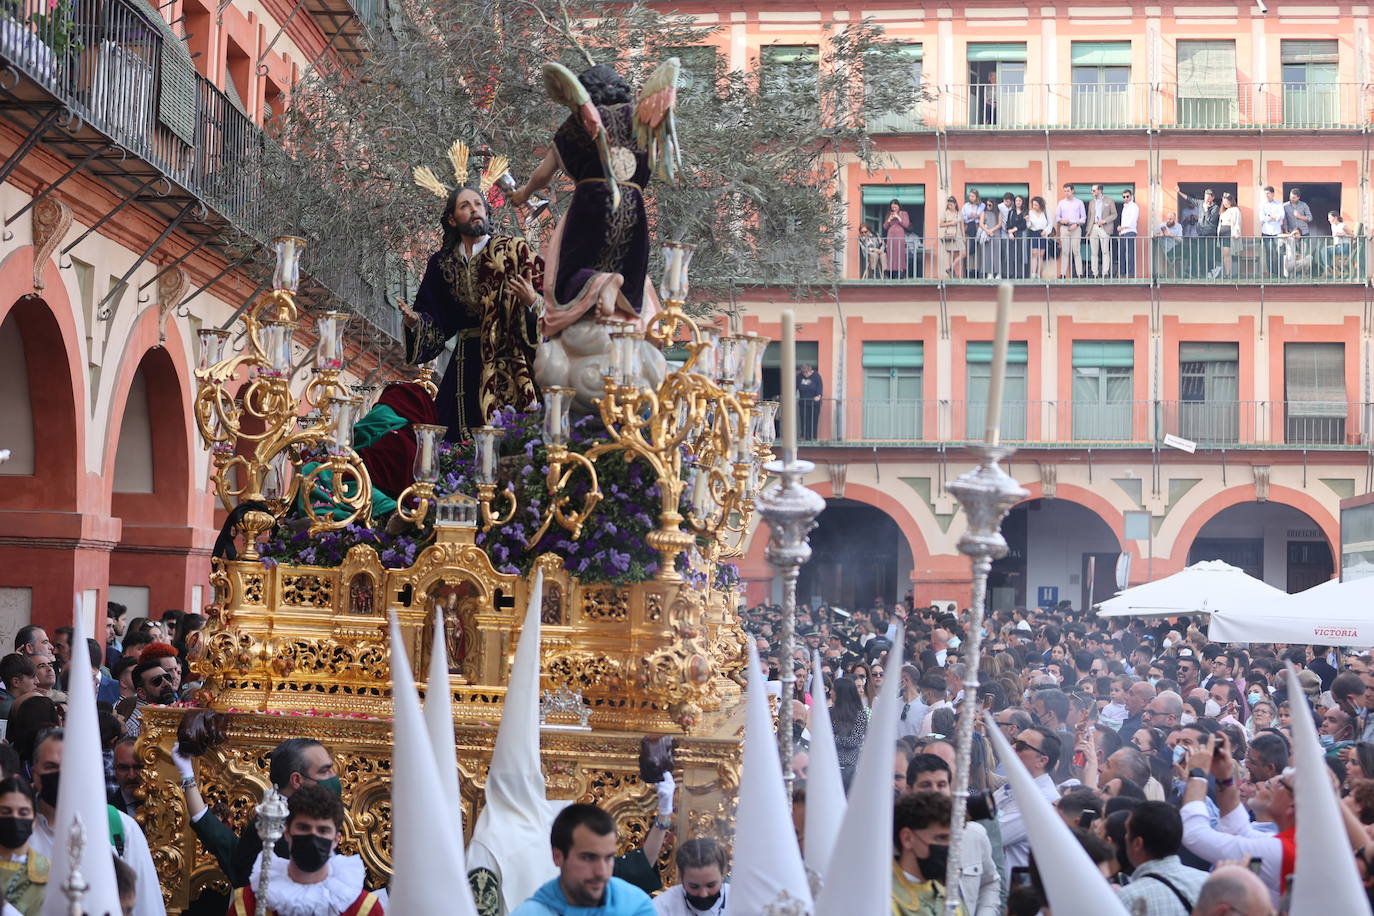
399;142;544;440
511;58;681;413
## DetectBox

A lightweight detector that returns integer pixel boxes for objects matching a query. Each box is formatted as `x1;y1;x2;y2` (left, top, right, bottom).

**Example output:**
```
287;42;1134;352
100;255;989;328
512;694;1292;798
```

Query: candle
984;282;1013;447
780;310;796;464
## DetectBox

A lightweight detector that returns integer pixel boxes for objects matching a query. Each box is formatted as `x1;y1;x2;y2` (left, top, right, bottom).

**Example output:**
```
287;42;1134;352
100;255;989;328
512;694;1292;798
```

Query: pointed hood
387;614;478;915
425;606;462;821
984;712;1129;916
468;570;565;911
815;629;903;914
1285;664;1368;913
803;651;846;885
41;603;120;916
729;641;814;914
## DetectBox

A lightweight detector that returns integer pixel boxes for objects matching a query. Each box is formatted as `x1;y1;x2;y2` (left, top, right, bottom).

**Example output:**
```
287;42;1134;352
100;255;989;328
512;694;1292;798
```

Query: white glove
656;770;675;818
170;745;196;783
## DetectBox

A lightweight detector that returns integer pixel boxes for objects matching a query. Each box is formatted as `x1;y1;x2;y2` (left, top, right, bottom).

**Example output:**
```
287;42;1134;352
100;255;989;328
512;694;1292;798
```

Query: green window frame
863;341;923;440
967;341;1028;440
864;43;924;130
666;45;719;98
967;42;1027;63
1071;341;1134;441
1284;341;1346;444
1281;40;1339;126
761;44;820;106
1179;342;1239;443
1176;40;1238;126
964;183;1030;207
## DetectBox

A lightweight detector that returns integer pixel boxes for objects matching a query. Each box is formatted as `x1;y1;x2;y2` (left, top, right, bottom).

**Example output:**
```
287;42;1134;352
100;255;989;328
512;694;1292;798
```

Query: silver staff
944;283;1028;915
756;456;824;788
61;814;88;916
255;787;290;916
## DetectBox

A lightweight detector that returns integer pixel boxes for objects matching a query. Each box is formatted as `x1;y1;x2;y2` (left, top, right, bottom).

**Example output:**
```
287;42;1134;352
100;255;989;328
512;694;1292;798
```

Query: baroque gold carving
30;193;71;293
136;704;743;910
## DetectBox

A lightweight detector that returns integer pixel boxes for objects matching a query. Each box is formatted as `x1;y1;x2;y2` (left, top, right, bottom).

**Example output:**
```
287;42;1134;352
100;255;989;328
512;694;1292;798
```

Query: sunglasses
1013;740;1045;756
145;672;171;687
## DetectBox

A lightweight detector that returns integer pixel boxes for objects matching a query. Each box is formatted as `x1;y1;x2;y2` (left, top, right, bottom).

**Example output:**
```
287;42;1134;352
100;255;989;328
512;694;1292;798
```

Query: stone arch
0;252;84;513
996;491;1123;610
101;309;203;619
1170;485;1338;592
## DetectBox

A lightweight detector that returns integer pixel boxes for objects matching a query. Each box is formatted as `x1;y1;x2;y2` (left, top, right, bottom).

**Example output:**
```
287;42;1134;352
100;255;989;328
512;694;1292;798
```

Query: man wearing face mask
227;784;383;916
28;728;165;916
906;755;1000;915
892;791;958;915
180;736;342;888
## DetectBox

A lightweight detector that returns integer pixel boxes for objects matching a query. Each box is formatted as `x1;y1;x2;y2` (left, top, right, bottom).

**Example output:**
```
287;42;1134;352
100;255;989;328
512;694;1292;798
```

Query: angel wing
633;57;681;184
542;61;620;210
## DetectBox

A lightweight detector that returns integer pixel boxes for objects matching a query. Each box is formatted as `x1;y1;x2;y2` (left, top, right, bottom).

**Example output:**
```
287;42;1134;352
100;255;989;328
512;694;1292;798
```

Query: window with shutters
1176;40;1237;127
967;43;1027;127
863;341;923;440
1178;342;1239;443
1071;341;1134;441
1281;40;1339;127
1284;342;1346;444
667;46;719;99
860;185;925;279
967;341;1028;441
761;45;820;114
865;44;923;130
1070;42;1131;127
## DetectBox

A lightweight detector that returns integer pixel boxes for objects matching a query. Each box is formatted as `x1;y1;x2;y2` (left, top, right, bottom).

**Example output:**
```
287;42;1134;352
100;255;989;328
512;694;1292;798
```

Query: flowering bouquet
258;406;720;586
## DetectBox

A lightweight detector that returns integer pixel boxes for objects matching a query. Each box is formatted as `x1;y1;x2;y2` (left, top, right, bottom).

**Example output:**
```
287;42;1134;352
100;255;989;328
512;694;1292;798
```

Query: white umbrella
1094;560;1284;618
1209;575;1374;645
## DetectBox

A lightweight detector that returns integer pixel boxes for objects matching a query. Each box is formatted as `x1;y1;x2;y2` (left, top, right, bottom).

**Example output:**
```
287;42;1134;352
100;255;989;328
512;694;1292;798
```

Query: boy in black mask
892;791;955;915
227;784;383;916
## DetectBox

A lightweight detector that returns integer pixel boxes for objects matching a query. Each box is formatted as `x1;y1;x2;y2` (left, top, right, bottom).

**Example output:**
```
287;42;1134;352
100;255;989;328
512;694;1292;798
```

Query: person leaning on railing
1153;213;1183;279
858;223;884;279
1318;211;1356;278
938;197;966;279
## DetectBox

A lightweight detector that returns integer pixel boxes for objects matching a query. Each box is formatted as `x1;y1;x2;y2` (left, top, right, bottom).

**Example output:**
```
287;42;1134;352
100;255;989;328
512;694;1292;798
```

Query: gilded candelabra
193;237;375;558
477;242;774;581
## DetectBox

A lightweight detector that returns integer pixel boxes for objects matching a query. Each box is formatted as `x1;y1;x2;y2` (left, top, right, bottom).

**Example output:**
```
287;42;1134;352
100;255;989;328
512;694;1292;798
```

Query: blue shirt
511;877;656;916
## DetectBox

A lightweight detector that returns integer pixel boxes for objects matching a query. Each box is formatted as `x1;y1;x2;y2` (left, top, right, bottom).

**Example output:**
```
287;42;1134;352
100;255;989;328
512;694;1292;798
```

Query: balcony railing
0;0;400;340
889;82;1371;130
846;235;1367;285
793;398;1368;448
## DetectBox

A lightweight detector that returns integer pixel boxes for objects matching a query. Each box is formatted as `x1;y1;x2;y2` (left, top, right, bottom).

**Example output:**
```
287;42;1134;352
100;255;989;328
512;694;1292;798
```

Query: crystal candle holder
259;319;296;378
328;396;359;456
473;426;502;486
197;328;231;371
315;311;348;370
411;424;446;483
272;236;307;293
542;387;574;448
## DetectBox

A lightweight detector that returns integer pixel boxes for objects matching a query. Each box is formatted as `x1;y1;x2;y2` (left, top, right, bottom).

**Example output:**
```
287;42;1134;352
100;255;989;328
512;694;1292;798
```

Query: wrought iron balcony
844;234;1366;285
0;0;400;342
792;398;1368;449
867;82;1371;131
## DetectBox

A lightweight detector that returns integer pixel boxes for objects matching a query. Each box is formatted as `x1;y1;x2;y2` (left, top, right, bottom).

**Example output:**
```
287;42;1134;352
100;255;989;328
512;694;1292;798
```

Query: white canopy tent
1208;575;1374;645
1094;559;1285;618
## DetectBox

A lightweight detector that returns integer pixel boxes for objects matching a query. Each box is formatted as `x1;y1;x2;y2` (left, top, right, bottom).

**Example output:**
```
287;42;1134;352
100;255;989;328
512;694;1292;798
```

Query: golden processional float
134;237;776;909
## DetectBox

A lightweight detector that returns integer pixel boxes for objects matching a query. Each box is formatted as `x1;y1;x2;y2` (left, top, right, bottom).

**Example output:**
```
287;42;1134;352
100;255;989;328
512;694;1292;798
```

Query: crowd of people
862;184;1358;282
3;588;1371;916
735;596;1374;915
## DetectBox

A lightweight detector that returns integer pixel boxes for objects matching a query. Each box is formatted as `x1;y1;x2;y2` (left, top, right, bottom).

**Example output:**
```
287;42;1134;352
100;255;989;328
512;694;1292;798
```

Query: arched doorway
0;295;83;637
108;346;195;619
1187;501;1332;592
991;498;1120;612
798;498;914;612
